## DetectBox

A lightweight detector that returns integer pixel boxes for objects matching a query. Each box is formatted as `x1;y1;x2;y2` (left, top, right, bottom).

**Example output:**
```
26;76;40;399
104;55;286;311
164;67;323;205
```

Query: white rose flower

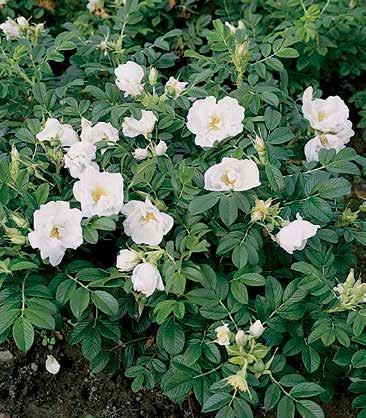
80;118;119;145
187;96;245;148
114;61;145;98
64;141;97;178
154;140;168;156
304;133;349;162
276;213;320;254
122;198;174;246
36;118;79;148
204;157;260;192
122;110;157;139
214;324;231;346
73;166;124;218
0;17;21;40
116;249;140;272
133;147;149;160
131;262;164;297
16;16;29;29
249;320;265;338
0;0;9;6
165;77;188;97
28;201;83;267
45;355;60;375
302;86;351;133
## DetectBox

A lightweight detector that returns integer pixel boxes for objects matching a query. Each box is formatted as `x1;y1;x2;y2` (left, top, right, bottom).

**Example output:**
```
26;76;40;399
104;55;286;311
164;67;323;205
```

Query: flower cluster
331;269;366;311
0;16;44;40
302;86;354;162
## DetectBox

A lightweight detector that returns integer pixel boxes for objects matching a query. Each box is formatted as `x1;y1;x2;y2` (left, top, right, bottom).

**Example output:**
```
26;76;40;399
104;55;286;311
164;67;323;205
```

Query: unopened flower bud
249;320;265;338
149;67;158;86
235;329;247;346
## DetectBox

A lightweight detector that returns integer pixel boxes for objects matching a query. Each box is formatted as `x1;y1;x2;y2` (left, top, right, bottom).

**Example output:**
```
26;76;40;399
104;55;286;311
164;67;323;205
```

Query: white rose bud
249;320;265;338
235;329;247;346
155;141;168;156
45;355;60;375
133;147;149;160
116;249;140;272
131;262;164;297
149;67;158;85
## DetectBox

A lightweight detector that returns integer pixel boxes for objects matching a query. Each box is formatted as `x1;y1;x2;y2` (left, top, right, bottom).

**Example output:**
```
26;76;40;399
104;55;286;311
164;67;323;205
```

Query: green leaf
12;317;34;352
265;164;285;191
202;393;232;413
24;309;55;330
188;192;220;215
233;398;253;418
296;400;324;418
70;287;90;319
264;383;281;411
290;382;325;398
276;47;299;58
318;178;351;199
352;350;366;368
277;396;295;418
219;195;238;227
91;291;119;316
264;107;281;131
158;318;185;355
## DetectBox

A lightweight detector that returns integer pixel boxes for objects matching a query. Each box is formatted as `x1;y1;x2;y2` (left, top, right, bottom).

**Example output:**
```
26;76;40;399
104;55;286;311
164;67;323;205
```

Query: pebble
0;351;14;364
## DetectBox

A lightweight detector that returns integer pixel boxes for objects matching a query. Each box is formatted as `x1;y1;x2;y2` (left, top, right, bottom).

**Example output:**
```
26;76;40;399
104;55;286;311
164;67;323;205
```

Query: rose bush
1;1;366;417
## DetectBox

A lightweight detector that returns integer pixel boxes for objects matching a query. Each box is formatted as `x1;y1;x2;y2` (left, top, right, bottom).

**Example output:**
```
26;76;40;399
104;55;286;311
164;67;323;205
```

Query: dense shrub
1;1;366;417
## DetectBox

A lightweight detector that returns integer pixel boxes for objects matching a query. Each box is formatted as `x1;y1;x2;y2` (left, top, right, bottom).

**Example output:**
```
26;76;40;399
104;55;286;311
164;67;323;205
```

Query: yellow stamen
49;226;60;239
221;173;236;187
319;133;329;146
318;111;327;122
91;187;108;204
208;115;221;131
144;212;157;222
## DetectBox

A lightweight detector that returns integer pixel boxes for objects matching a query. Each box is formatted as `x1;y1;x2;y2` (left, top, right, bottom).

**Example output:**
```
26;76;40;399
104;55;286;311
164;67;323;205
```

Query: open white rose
302;86;351;133
204;157;260;191
80;118;119;145
277;213;320;254
73;166;124;218
122;198;174;246
114;61;145;98
214;324;231;346
28;201;83;266
122;110;157;139
187;96;245;148
133;147;149;160
249;320;265;338
46;355;60;375
64;141;97;178
0;17;21;39
304;133;349;162
131;262;164;297
36;118;79;148
154;140;167;156
165;77;188;97
116;249;140;272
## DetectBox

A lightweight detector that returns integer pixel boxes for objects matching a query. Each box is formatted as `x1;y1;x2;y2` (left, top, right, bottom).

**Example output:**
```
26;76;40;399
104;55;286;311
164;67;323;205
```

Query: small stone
30;363;38;372
0;351;14;363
